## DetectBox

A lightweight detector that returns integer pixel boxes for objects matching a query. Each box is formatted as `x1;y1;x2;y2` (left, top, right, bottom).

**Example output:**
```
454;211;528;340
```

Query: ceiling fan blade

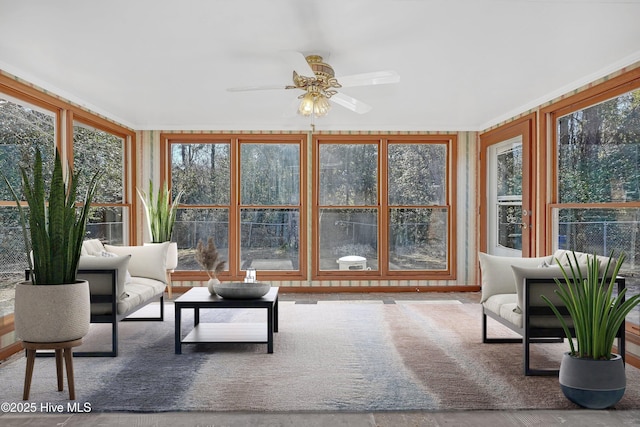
331;92;372;114
337;70;400;88
282;97;301;118
280;50;315;77
227;84;291;92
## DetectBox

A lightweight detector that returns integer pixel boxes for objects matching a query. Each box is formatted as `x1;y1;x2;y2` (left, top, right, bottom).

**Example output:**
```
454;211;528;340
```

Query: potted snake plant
2;147;101;343
542;251;640;409
137;180;184;271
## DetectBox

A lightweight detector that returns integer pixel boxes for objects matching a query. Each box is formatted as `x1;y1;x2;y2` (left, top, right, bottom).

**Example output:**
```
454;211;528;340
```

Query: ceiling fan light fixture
313;94;331;117
298;91;331;117
298;92;316;116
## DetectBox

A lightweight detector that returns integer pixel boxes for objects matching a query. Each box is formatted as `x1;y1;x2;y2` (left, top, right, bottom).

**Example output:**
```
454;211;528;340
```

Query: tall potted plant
2;147;101;343
542;252;640;409
137;180;184;271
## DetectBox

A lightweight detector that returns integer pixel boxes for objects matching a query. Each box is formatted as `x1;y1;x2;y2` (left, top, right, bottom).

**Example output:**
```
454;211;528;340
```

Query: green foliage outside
557;89;640;265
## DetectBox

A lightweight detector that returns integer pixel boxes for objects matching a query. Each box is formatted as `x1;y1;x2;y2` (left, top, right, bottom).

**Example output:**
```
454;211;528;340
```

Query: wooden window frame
541;68;640;253
312;134;457;280
69;112;135;244
0;73;136;358
161;133;308;282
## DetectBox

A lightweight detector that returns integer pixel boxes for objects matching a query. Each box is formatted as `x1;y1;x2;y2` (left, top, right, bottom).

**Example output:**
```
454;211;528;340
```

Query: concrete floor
2;292;639;427
2;409;640;427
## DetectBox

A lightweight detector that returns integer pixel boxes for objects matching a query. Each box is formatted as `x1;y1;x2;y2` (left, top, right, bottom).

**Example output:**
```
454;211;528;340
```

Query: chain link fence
558;220;640;274
0;226;28;317
2;220;640;321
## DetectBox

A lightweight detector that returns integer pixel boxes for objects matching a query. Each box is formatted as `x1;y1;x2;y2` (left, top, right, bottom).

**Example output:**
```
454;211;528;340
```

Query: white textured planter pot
14;280;90;343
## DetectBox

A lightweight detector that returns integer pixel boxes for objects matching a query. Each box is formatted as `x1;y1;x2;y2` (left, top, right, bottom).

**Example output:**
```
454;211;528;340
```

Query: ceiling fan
227;51;400;117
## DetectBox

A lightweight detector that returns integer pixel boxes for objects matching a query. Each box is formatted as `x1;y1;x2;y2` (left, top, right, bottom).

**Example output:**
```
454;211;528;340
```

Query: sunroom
0;0;640;414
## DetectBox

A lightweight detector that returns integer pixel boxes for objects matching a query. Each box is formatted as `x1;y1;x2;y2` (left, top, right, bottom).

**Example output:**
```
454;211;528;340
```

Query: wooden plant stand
22;339;83;400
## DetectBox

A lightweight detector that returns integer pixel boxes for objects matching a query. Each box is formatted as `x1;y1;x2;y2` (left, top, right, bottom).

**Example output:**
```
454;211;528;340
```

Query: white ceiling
1;0;639;132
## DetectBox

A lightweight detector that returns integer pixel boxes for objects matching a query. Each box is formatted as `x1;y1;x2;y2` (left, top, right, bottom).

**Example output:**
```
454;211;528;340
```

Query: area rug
1;301;640;412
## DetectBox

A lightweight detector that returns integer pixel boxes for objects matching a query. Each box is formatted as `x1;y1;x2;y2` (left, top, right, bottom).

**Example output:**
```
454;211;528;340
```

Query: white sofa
75;239;169;356
479;250;626;375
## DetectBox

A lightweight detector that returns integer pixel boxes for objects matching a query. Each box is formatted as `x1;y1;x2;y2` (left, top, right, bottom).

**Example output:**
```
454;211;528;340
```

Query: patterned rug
1;300;639;412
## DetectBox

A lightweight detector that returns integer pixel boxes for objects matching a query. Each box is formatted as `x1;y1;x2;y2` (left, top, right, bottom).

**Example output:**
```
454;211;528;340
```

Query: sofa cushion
552;250;590;266
90;276;165;316
81;238;106;256
104;242;169;283
511;265;565;314
552;250;613;276
478;252;553;303
78;254;131;299
116;277;166;315
483;294;522;328
512;263;591;314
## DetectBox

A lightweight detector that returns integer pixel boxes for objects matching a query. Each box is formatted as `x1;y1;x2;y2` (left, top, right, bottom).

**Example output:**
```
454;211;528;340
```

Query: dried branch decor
195;237;226;279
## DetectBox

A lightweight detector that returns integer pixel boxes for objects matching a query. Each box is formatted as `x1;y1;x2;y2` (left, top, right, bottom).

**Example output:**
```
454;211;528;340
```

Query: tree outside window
0;96;55;317
316;136;454;277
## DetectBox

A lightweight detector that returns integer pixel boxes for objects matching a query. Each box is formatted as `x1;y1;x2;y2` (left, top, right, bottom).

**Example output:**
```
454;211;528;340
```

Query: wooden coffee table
174;286;279;354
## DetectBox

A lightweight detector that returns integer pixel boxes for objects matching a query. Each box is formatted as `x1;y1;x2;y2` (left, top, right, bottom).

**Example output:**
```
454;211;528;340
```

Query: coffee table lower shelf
174;286;279;354
182;323;268;344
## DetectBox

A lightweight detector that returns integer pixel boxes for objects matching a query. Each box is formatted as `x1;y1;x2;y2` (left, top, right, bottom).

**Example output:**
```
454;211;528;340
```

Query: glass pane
173;208;229;271
73;123;124;203
241;143;300;205
0;97;54;320
497;145;522;198
0;206;29;317
240;209;299;271
497;204;522;250
389;208;447;270
86;206;126;245
556;208;640;262
171;143;230;205
0;97;55;201
319;208;378;270
319;144;378;206
558;89;640;203
555;207;640;329
388;144;446;205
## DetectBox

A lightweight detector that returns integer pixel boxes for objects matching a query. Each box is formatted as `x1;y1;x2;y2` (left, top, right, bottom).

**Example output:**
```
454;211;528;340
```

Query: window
314;135;456;278
493;141;523;252
0;95;56;318
171;141;231;271
388;142;449;271
0;78;135;359
240;143;301;271
554;88;640;266
166;134;306;280
552;85;640;337
318;142;379;271
73;121;129;244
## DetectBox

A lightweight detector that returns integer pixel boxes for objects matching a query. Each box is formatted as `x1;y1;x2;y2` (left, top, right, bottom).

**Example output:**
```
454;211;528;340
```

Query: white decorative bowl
213;282;270;299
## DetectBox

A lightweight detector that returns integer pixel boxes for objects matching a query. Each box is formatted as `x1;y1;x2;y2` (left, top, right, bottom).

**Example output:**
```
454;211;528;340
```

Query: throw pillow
100;251;133;284
81;238;106;256
104;242;169;283
511;263;589;314
78;254;131;300
553;250;612;276
478;252;553;303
